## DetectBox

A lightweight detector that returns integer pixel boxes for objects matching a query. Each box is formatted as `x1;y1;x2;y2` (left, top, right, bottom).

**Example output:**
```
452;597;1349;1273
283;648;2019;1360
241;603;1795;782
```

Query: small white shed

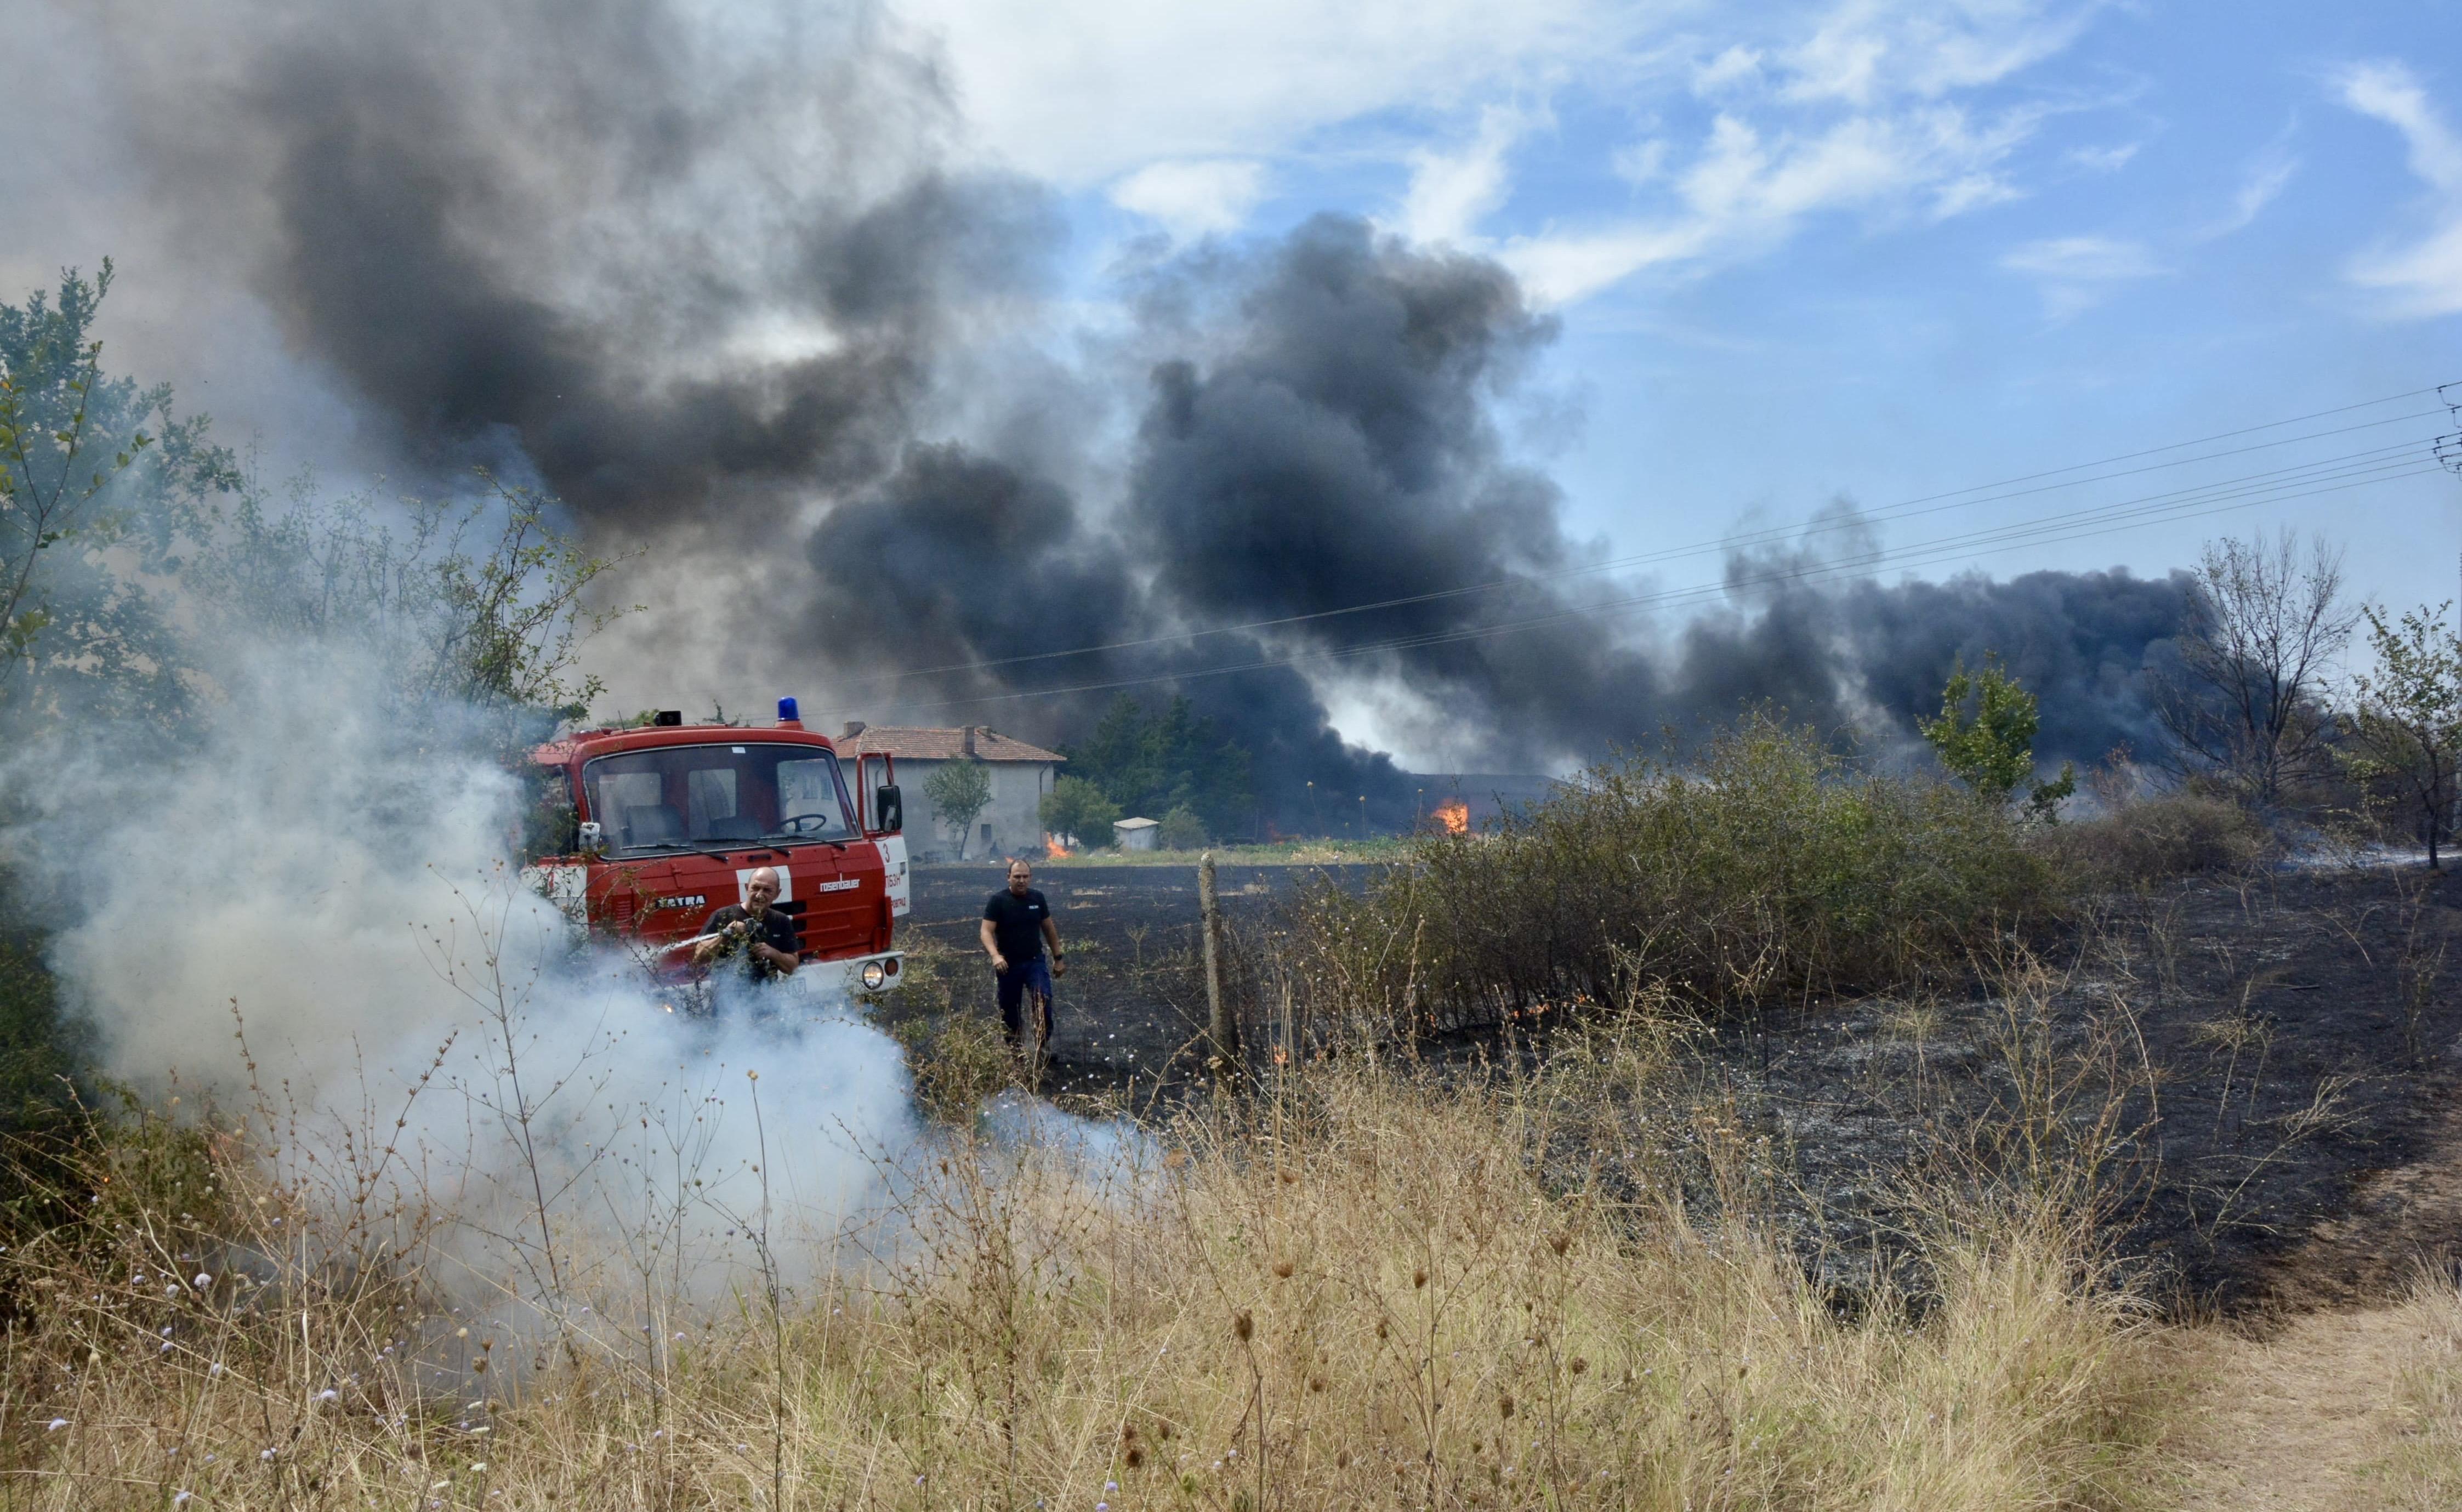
1113;816;1160;852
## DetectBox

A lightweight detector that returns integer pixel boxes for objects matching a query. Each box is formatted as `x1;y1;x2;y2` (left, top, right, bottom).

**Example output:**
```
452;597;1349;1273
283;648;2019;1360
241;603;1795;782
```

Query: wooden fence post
1200;850;1239;1081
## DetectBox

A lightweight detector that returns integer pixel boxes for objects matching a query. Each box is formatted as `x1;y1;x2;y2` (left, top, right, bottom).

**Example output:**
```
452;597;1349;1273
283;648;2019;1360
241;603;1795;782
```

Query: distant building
1113;816;1159;852
833;723;1064;862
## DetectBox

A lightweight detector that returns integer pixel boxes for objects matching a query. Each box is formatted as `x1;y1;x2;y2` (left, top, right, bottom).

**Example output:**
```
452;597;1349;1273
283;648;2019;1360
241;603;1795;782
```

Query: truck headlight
860;960;888;991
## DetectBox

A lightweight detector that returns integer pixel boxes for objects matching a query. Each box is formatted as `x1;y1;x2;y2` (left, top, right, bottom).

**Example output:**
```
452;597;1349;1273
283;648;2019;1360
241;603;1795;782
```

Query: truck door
859;754;909;920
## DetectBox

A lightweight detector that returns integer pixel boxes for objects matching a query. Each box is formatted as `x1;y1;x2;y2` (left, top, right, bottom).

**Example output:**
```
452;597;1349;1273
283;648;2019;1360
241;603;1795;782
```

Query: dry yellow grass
2350;1273;2462;1508
0;1045;2170;1512
2160;1272;2462;1510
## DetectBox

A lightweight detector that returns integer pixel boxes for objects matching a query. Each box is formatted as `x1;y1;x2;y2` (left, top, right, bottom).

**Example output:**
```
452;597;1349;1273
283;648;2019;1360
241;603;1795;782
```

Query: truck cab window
776;758;853;840
686;768;742;838
583;744;854;855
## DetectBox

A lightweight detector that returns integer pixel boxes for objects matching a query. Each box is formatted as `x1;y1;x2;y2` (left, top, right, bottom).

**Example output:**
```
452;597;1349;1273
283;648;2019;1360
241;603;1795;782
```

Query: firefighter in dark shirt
980;858;1064;1057
696;866;800;981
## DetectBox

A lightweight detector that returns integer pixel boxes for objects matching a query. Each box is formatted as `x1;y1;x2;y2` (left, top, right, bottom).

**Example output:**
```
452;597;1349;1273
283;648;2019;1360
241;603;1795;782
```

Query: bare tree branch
2150;530;2357;806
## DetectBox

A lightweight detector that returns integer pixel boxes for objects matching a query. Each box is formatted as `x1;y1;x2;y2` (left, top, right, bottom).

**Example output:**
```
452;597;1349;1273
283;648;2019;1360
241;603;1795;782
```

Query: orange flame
1045;834;1071;859
1436;799;1470;836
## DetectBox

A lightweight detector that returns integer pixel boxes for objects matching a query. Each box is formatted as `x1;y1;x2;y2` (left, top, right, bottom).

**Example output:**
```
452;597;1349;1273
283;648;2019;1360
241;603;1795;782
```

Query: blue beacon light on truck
777;696;799;724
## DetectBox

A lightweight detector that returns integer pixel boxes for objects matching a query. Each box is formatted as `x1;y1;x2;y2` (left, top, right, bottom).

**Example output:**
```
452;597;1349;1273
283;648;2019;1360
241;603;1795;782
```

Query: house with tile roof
833;723;1064;862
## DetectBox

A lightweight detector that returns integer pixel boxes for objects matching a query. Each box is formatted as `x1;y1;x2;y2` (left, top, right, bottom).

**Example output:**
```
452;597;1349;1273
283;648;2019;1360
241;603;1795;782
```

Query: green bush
1155;806;1208;851
0;892;96;1236
1919;656;2076;821
0;895;231;1278
1040;774;1121;849
2031;791;2273;891
1280;713;2066;1031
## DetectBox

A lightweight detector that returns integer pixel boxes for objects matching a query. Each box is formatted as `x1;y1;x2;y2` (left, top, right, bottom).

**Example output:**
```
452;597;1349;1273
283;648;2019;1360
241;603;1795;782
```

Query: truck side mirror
578;820;605;856
873;784;902;834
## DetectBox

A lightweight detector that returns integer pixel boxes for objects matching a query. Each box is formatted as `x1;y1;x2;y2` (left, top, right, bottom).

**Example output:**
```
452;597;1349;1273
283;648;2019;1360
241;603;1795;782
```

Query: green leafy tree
2344;602;2462;869
1039;773;1119;849
0;266;631;1218
183;470;626;735
0;262;236;724
924;758;994;860
0;266;237;1191
4;264;613;740
1156;806;1208;851
1065;694;1254;835
1920;656;2075;822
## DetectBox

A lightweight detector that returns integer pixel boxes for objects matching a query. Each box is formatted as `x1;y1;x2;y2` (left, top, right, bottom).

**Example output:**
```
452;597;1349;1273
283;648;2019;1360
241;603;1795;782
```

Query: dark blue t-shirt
701;903;800;980
982;888;1051;965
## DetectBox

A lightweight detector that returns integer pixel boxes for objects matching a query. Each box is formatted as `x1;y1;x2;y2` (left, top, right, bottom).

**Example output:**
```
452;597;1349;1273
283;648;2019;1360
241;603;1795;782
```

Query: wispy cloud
1399;105;1538;246
1691;44;1764;96
1110;159;1269;239
1504;102;2033;304
1778;0;2104;107
924;0;2112;306
2202;143;2296;238
2002;234;2162;280
1611;138;1669;185
2332;59;2462;317
896;0;1647;185
2064;141;2139;173
2000;233;2163;316
2338;60;2462;192
1490;0;2093;304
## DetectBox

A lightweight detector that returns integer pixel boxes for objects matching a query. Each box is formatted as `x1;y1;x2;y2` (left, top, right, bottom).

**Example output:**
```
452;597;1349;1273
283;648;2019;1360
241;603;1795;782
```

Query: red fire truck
519;697;909;997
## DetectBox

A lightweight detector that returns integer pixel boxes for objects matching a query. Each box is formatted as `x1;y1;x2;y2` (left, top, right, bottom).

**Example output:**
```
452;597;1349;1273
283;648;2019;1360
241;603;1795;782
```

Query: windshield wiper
761;831;850;849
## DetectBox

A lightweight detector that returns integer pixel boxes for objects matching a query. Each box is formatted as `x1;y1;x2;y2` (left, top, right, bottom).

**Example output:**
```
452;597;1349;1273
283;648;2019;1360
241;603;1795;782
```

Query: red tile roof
831;724;1065;764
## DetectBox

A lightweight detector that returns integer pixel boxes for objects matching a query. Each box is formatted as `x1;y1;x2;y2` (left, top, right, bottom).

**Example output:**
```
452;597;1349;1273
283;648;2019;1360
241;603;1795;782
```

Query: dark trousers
996;956;1054;1045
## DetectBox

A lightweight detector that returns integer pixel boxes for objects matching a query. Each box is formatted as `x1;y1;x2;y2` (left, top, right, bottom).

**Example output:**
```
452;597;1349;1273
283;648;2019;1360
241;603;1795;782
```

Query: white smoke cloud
3;638;916;1305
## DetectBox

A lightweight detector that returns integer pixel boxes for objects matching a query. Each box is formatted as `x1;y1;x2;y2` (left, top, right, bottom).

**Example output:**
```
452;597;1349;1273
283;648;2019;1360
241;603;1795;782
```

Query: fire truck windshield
582;742;856;855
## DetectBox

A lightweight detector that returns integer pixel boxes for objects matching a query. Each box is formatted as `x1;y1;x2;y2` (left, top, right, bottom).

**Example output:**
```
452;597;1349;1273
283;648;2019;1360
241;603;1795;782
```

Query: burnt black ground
899;861;1375;1091
894;859;2462;1316
1666;862;2462;1312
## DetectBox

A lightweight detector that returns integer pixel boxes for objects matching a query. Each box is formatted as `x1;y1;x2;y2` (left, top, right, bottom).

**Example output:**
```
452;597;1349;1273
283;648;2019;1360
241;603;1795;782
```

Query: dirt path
2165;1102;2462;1508
2167;1305;2418;1510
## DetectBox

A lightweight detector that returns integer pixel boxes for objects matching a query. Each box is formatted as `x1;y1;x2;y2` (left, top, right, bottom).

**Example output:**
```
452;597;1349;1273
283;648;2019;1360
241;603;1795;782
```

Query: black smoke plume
24;0;2193;832
806;215;1676;828
809;219;2192;825
1832;567;2197;766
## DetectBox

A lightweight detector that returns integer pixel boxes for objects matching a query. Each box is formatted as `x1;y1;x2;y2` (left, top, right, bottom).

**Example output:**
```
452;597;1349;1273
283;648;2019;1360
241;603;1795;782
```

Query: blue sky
3;0;2454;752
906;0;2461;624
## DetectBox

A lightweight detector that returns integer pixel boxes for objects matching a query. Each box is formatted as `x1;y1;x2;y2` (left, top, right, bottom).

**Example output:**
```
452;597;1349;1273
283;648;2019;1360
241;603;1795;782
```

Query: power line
815;451;2443;719
817;387;2454;689
849;440;2429;707
663;380;2452;719
1344;450;2436;662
